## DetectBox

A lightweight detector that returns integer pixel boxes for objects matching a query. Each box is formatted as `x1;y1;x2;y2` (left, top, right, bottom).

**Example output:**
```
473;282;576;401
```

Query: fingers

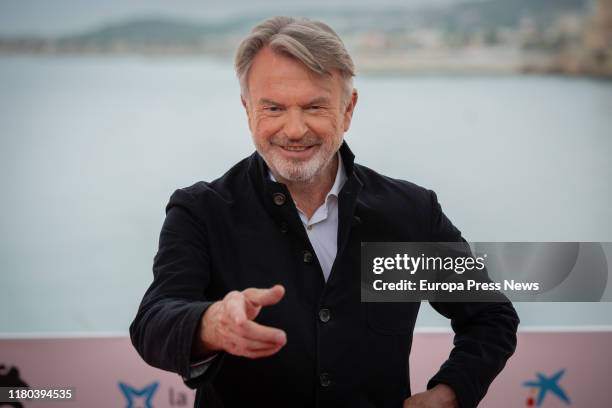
243;285;285;307
212;285;287;359
224;307;287;353
224;327;285;359
227;340;284;359
235;319;286;345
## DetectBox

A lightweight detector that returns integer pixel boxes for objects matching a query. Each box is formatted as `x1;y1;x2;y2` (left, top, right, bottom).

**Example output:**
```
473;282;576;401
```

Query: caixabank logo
522;369;571;407
118;381;159;408
118;380;190;407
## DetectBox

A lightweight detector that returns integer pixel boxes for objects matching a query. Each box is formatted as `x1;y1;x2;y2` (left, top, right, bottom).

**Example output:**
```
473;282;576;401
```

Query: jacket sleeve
426;190;520;408
129;188;224;388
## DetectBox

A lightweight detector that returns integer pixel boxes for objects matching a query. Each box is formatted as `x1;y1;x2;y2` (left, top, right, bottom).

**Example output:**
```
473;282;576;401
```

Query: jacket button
303;250;313;263
319;308;330;323
273;193;286;206
320;373;331;387
280;222;289;233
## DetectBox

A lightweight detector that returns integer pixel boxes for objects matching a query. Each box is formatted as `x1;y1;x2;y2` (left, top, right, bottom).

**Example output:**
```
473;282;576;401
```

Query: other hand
403;384;459;408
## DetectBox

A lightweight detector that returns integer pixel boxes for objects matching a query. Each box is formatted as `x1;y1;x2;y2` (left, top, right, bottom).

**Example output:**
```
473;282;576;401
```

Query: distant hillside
3;0;606;78
0;0;589;52
435;0;590;32
312;0;590;34
55;16;253;48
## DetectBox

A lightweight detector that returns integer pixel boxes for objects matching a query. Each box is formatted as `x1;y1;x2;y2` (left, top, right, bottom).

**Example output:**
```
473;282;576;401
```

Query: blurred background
0;0;611;336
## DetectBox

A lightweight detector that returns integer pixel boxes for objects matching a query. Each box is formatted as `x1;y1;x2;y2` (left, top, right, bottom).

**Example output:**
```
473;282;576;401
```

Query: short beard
273;153;328;182
256;134;343;183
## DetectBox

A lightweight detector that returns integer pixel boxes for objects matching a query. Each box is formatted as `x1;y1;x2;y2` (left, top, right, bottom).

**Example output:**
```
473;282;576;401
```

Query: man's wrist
191;302;222;360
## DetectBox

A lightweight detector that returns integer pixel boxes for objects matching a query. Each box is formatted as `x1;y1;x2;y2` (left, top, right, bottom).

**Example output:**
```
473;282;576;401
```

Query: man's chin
269;159;321;183
263;147;335;182
275;166;316;182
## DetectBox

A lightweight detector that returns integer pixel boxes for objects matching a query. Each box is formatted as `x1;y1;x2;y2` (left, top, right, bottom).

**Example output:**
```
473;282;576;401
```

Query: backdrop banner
1;331;610;407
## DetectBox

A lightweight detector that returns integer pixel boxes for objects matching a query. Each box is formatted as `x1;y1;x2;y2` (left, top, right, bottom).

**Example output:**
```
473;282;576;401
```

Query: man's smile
281;146;310;151
274;143;319;160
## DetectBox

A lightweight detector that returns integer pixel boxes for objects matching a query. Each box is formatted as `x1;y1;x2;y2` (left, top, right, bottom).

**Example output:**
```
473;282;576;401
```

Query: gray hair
235;16;355;107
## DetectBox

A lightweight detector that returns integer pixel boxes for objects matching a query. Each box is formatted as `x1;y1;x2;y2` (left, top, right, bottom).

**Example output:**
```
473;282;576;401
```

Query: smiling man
130;16;519;408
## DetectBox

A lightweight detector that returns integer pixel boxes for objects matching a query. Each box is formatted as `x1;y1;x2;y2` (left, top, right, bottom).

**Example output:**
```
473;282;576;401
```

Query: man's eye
307;106;322;110
265;106;282;112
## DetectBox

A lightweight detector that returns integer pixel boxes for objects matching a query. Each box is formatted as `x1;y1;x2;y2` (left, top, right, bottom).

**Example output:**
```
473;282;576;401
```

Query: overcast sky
0;0;463;36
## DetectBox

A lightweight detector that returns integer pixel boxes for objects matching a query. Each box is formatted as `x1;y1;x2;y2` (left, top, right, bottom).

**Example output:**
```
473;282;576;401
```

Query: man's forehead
247;46;341;100
251;79;334;102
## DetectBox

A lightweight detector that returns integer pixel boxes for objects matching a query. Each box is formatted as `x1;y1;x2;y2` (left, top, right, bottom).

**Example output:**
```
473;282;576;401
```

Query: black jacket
130;142;519;408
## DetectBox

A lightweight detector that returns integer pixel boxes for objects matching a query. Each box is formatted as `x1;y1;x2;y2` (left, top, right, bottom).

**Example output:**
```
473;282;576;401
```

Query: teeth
283;146;309;151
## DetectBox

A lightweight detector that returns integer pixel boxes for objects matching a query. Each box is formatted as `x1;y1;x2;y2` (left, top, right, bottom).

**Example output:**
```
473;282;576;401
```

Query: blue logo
523;369;570;406
118;381;159;408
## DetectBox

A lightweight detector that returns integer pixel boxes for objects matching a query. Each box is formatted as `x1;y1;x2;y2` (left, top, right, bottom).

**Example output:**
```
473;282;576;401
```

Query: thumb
243;285;285;307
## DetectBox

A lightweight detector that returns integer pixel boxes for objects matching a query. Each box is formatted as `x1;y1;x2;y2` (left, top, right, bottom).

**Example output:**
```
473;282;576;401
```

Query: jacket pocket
366;302;419;335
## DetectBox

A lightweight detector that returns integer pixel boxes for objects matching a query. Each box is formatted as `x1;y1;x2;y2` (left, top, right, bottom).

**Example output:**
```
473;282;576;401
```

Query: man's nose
283;108;308;140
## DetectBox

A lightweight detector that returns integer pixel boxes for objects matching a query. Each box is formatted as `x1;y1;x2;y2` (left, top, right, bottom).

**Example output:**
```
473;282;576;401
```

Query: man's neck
273;155;339;219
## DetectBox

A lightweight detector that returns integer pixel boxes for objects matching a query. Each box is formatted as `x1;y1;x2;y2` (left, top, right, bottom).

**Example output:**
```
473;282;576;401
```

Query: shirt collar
327;152;347;199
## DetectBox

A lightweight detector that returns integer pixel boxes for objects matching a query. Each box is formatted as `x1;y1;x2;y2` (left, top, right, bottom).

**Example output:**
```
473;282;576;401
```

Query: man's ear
343;88;358;132
241;94;252;131
241;94;249;114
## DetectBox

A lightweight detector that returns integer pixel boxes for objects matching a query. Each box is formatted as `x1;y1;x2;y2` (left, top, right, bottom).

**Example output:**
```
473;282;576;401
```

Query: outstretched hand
196;285;287;359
